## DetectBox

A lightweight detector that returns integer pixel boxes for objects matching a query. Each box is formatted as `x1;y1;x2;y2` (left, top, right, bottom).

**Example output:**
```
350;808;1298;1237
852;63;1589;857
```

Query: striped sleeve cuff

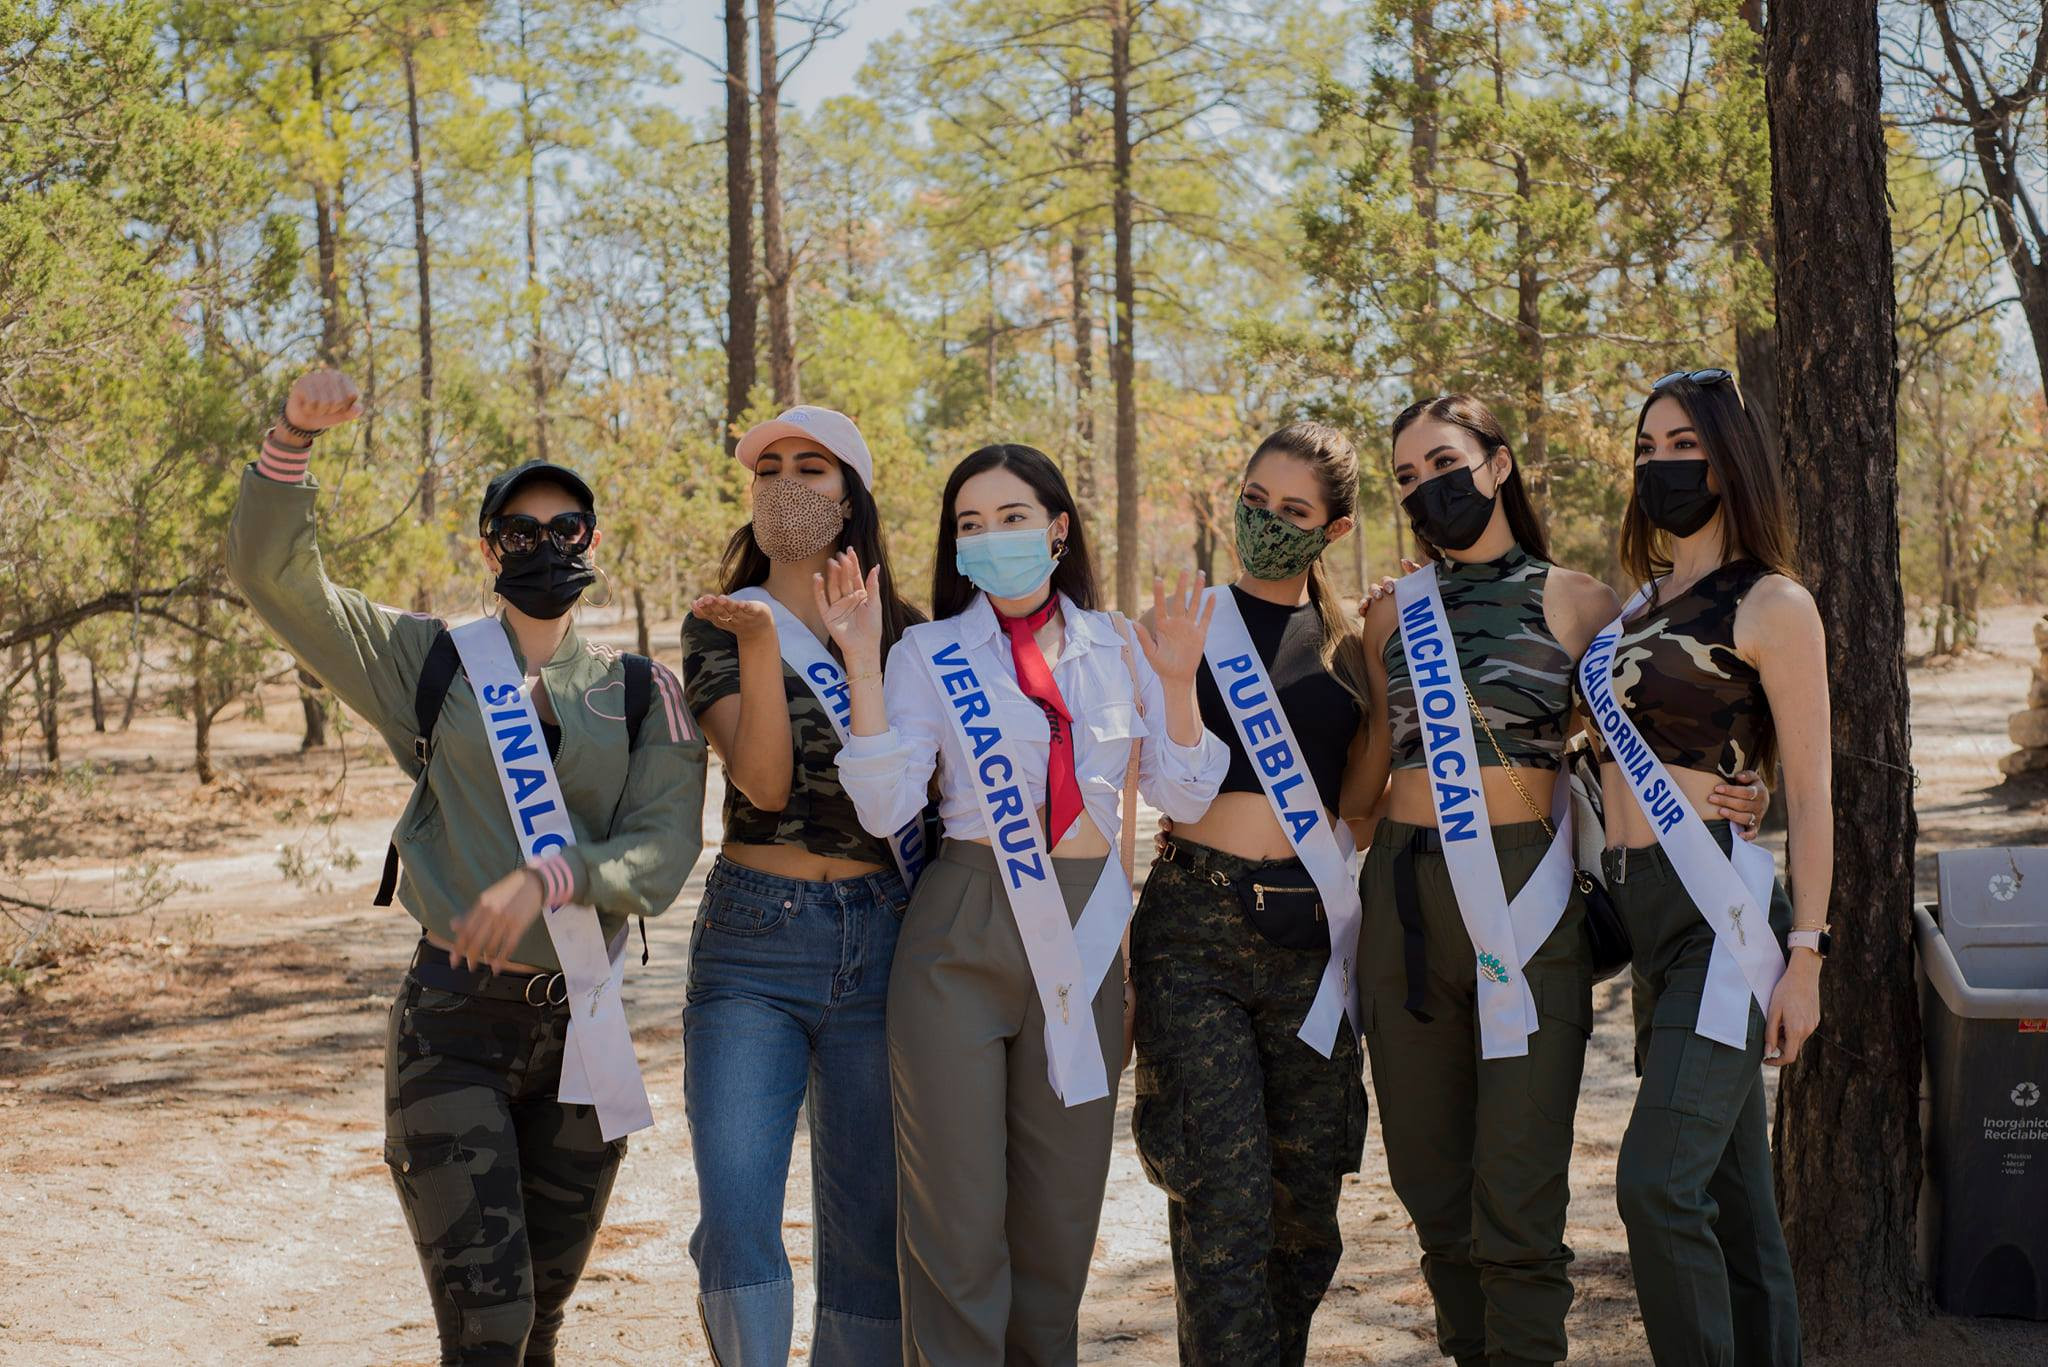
256;431;313;483
531;851;577;909
651;661;697;742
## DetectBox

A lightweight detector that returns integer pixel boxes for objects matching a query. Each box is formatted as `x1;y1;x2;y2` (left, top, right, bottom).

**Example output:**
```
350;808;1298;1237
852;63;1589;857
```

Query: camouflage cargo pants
1130;839;1368;1367
384;969;626;1366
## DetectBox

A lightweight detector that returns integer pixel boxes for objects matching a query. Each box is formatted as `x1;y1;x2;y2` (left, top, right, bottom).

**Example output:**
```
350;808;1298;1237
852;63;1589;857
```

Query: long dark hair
1389;394;1551;563
930;444;1098;619
719;461;924;652
1244;421;1370;703
1621;375;1798;589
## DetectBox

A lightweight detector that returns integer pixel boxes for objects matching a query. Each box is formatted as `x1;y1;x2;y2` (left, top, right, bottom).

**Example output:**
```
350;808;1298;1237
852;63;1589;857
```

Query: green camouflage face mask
1235;499;1329;579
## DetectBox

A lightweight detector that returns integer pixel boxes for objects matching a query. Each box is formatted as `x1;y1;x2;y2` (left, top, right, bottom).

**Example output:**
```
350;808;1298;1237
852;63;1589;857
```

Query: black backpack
373;630;654;929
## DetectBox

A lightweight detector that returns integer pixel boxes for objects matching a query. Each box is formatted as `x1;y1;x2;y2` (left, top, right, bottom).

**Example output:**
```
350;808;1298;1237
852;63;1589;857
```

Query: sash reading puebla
1393;564;1576;1059
1201;588;1362;1056
912;619;1132;1107
1579;586;1783;1048
729;587;930;890
448;618;654;1140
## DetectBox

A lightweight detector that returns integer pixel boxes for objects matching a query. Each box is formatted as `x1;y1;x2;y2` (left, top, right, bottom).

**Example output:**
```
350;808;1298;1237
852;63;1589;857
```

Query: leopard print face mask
752;476;848;561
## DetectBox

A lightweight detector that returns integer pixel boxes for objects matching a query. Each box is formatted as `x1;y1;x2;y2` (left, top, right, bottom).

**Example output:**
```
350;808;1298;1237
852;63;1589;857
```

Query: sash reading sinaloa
1578;585;1783;1047
1201;588;1361;1056
912;618;1132;1107
449;618;654;1140
729;587;930;890
1393;564;1576;1059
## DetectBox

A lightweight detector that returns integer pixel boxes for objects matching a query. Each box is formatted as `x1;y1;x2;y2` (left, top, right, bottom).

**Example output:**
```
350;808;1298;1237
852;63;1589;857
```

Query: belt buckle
523;973;568;1008
1159;840;1178;863
522;974;548;1007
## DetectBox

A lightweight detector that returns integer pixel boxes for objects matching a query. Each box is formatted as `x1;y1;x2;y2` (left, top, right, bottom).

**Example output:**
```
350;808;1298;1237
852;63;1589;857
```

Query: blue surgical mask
955;526;1059;600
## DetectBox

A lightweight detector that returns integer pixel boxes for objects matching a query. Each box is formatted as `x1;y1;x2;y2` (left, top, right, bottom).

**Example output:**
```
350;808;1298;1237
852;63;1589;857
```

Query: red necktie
998;595;1083;845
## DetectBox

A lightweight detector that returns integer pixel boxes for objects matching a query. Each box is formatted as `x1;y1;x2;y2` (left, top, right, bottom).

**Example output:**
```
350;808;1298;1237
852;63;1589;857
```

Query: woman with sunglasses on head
678;406;928;1366
1353;395;1772;1367
1580;369;1827;1366
827;444;1229;1366
227;368;708;1365
1128;421;1375;1367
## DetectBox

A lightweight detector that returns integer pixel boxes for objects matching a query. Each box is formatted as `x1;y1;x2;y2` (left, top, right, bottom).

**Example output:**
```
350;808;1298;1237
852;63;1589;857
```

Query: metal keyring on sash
1392;564;1576;1060
1578;585;1784;1047
729;587;929;890
449;617;655;1141
1200;587;1362;1056
909;607;1132;1107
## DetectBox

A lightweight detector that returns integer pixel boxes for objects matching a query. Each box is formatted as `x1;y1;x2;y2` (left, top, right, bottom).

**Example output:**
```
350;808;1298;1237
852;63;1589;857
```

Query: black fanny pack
1238;873;1330;953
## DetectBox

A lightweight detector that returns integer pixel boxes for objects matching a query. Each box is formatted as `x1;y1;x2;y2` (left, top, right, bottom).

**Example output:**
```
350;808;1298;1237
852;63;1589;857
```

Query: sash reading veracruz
729;587;930;890
449;618;654;1141
1393;565;1576;1060
913;625;1132;1107
1201;589;1361;1056
1579;587;1783;1048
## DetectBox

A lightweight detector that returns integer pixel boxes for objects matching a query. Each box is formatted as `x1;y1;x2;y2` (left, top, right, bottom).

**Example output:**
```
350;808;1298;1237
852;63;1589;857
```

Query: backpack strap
622;652;652;750
375;629;462;907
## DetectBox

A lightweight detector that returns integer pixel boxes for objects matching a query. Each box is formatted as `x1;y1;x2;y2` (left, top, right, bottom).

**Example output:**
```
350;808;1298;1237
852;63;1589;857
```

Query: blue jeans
684;856;907;1366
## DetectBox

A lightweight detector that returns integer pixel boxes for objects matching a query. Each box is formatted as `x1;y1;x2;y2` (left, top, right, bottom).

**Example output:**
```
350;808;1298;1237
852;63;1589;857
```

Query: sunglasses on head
488;510;597;557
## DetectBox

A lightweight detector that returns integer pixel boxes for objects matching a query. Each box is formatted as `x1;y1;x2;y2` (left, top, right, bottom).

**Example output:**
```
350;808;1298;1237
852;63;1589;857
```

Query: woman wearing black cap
227;368;709;1365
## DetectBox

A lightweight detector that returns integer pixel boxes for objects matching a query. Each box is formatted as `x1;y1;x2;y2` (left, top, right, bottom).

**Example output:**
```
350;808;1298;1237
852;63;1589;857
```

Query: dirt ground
6;607;2048;1365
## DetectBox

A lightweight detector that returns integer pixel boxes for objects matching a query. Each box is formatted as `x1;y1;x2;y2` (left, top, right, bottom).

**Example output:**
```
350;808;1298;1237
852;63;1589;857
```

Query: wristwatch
1787;927;1832;958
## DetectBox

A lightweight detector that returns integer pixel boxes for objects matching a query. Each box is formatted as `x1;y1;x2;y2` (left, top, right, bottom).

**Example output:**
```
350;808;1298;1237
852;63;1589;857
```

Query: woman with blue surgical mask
828;443;1230;1365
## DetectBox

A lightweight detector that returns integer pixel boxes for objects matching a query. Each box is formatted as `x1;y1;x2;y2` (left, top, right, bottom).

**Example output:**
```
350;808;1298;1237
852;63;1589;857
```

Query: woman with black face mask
227;368;708;1365
1580;370;1829;1366
1351;395;1771;1367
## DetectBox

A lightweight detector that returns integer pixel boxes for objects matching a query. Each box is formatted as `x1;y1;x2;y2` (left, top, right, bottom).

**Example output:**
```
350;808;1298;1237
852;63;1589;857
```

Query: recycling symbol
2014;1081;2041;1107
1990;873;2020;902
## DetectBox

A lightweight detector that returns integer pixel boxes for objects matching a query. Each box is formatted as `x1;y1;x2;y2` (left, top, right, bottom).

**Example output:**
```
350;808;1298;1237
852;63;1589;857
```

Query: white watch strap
1787;930;1823;952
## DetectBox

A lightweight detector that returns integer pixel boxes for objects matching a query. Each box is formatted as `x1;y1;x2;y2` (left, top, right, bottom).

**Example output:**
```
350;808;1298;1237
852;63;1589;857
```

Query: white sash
1393;564;1576;1059
1578;586;1784;1047
729;587;930;890
913;622;1131;1107
1200;589;1361;1056
449;618;654;1141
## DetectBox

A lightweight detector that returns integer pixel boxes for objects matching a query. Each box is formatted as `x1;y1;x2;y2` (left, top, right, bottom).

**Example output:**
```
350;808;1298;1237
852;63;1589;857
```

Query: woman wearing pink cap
680;406;931;1365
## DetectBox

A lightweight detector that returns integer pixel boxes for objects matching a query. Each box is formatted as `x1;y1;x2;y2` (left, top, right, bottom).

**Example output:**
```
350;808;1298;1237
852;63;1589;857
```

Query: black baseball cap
478;459;595;533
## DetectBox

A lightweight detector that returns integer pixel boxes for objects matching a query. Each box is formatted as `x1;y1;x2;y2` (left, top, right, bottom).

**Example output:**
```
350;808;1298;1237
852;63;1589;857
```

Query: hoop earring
480;578;501;619
586;565;616;609
1051;537;1067;560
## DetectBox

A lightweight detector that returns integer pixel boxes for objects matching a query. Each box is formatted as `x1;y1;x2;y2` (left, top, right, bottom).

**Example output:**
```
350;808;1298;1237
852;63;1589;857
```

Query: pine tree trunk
1110;0;1139;615
298;670;327;750
404;40;437;528
1732;0;1781;462
308;42;345;365
35;636;59;765
518;4;548;461
192;635;214;787
1410;2;1441;390
89;656;105;733
724;0;758;456
1764;2;1926;1348
758;0;798;406
634;586;651;658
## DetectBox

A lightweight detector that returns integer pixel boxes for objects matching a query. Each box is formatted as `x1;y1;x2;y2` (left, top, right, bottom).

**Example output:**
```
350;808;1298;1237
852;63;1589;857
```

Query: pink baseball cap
735;406;875;491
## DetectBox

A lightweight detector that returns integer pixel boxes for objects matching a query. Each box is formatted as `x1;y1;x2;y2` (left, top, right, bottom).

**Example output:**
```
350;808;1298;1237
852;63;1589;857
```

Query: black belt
1156;837;1305;886
1391;829;1446;1024
409;937;568;1008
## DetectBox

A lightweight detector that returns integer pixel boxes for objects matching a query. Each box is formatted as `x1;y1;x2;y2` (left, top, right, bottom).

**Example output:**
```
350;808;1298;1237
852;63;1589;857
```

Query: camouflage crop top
681;613;899;868
1579;560;1774;779
1383;546;1572;770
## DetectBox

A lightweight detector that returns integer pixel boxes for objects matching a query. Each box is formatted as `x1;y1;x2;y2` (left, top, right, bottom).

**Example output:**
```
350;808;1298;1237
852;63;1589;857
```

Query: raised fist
283;369;362;434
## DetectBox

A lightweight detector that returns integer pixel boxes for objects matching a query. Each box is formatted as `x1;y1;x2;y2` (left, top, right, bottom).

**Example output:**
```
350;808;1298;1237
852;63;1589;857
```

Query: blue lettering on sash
1431;748;1466;780
964;723;1001;757
496;722;538;763
1425;720;1461;752
1415;656;1453;691
518;798;556;837
490;707;526;725
1244;708;1282;744
1227;674;1269;711
979;752;1014;786
1284;808;1319;842
1436;780;1472;814
1412;636;1443;662
807;660;852;725
997;816;1034;855
1400;597;1435;634
508;766;548;804
988;784;1026;821
1005;853;1047;888
1421;685;1454;718
1216;652;1255;676
1441;807;1478;842
482;682;520;707
894;819;927;870
1256;739;1295;779
933;640;968;669
531;832;567;855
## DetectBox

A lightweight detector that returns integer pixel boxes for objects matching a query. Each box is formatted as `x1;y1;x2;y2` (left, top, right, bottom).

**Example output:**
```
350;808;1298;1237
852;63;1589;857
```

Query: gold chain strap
1463;682;1553;839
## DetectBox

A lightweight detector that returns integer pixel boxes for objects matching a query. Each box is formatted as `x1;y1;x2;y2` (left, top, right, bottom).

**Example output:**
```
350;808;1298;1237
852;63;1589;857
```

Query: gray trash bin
1916;847;2048;1319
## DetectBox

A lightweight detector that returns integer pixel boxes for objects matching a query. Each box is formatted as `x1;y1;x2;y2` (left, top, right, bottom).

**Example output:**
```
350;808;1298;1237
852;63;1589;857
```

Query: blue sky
642;0;926;117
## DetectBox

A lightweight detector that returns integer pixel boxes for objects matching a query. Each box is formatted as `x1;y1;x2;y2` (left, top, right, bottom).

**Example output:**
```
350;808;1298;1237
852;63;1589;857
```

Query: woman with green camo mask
1130;421;1379;1366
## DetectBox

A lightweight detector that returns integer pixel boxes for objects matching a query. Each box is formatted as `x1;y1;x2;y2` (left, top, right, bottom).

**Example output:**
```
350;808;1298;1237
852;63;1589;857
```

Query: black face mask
1401;466;1497;552
493;543;596;620
1635;459;1721;537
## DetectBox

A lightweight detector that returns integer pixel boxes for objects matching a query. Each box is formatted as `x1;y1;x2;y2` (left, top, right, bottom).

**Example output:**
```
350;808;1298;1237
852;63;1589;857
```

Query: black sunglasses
489;510;597;556
1652;367;1733;392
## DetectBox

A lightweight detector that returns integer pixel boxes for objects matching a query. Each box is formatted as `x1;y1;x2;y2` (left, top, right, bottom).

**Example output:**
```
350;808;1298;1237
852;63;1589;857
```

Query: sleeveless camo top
1383;545;1572;770
1582;559;1774;779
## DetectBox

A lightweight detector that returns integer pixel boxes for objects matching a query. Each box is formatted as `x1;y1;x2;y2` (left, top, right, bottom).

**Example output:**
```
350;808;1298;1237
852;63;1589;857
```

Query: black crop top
1580;560;1775;779
1195;586;1362;811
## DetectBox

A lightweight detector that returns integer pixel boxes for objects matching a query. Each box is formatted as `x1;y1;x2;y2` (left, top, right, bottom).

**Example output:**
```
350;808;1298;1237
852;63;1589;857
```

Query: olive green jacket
227;464;708;969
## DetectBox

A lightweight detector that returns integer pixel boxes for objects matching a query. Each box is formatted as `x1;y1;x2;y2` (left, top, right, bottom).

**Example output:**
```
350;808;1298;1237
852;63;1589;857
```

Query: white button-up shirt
838;593;1229;844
